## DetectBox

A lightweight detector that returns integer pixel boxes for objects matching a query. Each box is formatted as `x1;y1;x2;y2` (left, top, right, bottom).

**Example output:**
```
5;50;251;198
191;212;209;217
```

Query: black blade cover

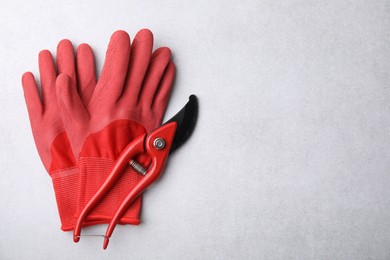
165;95;198;153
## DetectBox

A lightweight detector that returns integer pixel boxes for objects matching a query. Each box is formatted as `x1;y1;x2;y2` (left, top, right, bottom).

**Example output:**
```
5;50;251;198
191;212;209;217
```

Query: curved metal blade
165;95;198;153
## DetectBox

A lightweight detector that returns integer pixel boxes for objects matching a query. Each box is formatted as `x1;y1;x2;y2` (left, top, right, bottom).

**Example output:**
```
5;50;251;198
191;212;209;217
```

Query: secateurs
73;95;198;249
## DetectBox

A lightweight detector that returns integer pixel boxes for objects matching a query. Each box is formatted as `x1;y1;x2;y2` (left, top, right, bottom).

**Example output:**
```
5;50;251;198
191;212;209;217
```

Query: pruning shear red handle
73;122;177;247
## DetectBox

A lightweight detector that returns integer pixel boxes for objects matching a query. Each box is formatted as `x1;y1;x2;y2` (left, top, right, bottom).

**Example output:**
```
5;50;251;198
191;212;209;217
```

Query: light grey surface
1;0;390;259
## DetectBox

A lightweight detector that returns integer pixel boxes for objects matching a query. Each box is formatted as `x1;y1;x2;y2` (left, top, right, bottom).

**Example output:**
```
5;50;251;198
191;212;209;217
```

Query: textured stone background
1;1;390;259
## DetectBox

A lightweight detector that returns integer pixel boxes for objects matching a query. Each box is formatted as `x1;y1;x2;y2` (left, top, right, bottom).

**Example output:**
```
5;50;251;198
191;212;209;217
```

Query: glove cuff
51;167;79;231
77;157;143;225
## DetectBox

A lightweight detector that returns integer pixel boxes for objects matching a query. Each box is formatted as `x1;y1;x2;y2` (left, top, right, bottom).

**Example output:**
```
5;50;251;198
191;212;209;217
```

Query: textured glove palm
22;40;98;230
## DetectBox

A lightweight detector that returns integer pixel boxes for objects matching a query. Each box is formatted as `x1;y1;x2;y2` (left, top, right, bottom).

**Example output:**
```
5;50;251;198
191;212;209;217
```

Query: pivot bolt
153;138;166;150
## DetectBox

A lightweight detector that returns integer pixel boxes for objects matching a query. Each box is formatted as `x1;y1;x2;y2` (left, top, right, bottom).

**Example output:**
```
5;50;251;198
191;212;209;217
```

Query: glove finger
138;47;171;108
38;50;56;110
76;43;96;106
56;73;89;125
120;29;153;107
91;30;131;107
56;39;76;84
151;61;175;118
22;72;43;121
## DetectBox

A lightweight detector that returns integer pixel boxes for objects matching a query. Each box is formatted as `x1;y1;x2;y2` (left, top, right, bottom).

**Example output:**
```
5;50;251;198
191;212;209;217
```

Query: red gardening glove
55;29;175;224
22;39;99;231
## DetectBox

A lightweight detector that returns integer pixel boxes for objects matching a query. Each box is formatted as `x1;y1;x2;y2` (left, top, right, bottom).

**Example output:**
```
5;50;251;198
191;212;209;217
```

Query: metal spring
129;159;147;176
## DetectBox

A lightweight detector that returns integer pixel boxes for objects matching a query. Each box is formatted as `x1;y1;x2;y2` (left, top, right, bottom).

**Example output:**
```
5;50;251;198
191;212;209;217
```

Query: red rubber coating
103;122;177;249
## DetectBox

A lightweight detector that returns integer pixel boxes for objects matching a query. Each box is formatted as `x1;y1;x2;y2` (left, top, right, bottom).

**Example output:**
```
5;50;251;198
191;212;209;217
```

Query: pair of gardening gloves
22;29;175;231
